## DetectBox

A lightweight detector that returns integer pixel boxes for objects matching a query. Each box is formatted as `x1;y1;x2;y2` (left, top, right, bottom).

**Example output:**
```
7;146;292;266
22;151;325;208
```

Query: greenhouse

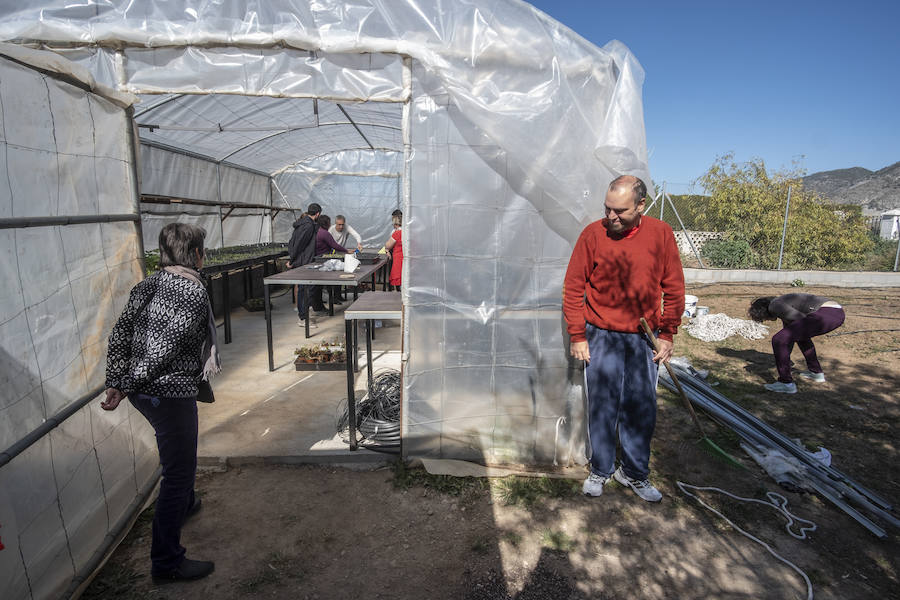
0;2;652;598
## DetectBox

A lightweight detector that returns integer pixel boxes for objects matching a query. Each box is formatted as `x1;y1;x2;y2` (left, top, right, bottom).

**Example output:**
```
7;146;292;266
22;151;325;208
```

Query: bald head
608;175;647;206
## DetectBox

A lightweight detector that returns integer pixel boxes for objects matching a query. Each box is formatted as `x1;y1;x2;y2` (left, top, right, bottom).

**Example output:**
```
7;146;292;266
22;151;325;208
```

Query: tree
695;154;873;269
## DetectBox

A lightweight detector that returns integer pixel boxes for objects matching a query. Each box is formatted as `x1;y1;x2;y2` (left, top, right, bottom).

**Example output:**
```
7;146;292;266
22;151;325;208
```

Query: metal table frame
343;292;402;450
262;256;388;371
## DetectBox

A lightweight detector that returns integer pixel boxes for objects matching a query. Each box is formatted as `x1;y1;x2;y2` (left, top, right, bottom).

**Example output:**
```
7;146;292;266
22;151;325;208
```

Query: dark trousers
297;285;311;318
130;394;198;572
773;306;845;383
583;325;659;480
309;285;326;312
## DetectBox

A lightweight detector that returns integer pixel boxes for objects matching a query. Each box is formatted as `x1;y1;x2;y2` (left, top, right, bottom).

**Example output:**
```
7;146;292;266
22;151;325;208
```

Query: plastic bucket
683;294;699;317
344;253;360;273
695;305;709;317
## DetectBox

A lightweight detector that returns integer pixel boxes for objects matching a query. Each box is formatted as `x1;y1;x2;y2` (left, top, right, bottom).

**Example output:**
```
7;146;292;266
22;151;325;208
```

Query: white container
344;253;360;273
695;305;709;317
683;294;699;318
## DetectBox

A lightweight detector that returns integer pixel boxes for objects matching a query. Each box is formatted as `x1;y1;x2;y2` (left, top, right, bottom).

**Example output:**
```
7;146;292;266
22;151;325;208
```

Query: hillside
803;161;900;213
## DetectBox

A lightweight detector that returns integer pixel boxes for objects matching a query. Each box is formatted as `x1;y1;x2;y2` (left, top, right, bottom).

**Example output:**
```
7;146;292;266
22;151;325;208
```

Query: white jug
344;253;360;273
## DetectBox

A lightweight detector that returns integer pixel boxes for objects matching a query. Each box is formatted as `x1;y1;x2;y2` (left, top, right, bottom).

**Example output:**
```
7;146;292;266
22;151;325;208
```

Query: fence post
666;192;705;268
776;185;792;270
894;234;900;272
660;182;666;221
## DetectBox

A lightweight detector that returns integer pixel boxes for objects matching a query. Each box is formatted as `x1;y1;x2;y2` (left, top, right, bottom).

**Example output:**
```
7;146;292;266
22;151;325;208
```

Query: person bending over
748;293;845;394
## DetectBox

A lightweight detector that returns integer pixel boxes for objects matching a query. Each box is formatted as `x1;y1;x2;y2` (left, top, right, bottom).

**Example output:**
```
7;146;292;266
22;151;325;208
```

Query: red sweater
563;216;685;343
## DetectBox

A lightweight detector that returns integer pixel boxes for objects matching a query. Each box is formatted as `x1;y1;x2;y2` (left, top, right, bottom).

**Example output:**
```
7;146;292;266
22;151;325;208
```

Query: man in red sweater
563;175;685;502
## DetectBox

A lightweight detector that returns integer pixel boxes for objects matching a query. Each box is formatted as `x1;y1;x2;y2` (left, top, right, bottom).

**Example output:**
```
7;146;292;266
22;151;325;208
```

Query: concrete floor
197;285;401;465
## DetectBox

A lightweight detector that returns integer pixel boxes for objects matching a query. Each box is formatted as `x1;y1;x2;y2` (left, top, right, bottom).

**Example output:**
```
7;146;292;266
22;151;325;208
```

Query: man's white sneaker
613;467;662;502
764;381;797;394
798;370;826;383
582;473;609;497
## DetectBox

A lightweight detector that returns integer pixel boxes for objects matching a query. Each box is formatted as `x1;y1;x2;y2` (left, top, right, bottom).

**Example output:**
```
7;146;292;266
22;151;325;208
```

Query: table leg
366;319;374;390
222;271;232;344
352;318;359;373
345;318;358;450
265;284;274;372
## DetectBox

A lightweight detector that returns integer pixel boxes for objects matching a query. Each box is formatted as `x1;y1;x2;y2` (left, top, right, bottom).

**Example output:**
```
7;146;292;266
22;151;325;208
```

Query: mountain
802;162;900;214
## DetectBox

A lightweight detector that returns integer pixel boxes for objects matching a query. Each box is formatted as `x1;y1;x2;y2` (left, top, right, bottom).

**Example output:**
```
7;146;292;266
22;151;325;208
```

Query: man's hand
570;341;590;363
357;243;363;251
652;338;674;364
101;388;124;411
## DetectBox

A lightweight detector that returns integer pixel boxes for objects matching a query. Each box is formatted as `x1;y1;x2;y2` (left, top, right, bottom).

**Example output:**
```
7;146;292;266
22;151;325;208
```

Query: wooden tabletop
344;291;402;320
263;255;387;286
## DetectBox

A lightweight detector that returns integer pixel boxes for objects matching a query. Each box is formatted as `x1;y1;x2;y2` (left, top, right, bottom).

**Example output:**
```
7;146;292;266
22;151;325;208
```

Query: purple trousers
773;306;845;383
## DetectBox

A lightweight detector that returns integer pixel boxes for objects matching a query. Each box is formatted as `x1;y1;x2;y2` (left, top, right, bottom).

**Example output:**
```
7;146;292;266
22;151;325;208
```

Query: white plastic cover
0;54;154;600
0;0;653;479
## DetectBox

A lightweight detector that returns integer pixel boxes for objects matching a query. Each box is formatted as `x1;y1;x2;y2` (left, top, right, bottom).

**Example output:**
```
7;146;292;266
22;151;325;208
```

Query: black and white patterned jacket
106;270;209;398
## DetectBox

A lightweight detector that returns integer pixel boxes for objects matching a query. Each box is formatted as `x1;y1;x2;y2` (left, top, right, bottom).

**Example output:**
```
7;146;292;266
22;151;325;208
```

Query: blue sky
525;0;900;194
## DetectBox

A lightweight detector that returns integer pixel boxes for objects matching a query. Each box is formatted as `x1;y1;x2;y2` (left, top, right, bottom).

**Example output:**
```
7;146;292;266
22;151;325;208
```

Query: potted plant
293;339;347;370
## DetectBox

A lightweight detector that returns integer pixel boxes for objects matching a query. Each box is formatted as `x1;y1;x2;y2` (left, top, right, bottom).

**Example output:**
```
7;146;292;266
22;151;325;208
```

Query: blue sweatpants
583;325;659;480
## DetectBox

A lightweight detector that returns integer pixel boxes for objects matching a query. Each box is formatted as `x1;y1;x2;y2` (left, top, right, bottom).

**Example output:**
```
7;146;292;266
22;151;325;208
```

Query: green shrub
144;250;159;275
702;238;754;268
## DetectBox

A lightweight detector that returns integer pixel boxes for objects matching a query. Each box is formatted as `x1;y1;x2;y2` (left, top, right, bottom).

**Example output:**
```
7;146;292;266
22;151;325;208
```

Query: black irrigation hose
337;369;401;447
826;328;900;337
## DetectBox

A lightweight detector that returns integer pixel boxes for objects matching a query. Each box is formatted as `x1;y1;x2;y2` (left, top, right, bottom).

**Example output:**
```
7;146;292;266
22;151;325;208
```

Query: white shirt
329;223;362;248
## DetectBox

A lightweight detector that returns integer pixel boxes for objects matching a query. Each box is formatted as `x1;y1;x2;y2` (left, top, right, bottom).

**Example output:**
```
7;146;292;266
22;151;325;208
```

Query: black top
768;293;831;322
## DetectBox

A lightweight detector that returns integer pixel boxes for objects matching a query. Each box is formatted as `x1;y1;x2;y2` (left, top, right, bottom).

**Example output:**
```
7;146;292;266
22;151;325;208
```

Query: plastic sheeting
0;0;653;465
0;52;155;600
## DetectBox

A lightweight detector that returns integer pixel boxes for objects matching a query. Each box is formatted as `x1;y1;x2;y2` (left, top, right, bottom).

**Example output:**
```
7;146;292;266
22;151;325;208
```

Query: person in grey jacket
102;223;219;583
749;293;845;394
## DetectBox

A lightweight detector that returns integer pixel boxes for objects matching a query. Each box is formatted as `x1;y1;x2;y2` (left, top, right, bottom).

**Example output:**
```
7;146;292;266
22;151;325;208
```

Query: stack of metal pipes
659;364;899;538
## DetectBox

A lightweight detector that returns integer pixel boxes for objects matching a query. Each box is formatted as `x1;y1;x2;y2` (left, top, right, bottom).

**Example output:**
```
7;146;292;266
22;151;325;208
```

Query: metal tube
665;192;705;268
777;186;791;269
893;232;900;272
345;318;358;450
664;367;895;513
265;283;274;372
0;214;139;229
0;385;104;468
659;182;665;221
673;368;893;510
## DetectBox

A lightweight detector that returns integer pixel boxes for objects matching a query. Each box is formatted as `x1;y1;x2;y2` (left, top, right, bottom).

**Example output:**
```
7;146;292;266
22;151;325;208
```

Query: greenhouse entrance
133;91;406;460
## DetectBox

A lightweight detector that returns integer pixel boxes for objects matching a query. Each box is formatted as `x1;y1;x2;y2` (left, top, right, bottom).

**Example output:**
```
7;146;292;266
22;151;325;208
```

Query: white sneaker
298;318;318;329
582;473;609;497
613;467;662;502
764;381;797;394
798;370;826;383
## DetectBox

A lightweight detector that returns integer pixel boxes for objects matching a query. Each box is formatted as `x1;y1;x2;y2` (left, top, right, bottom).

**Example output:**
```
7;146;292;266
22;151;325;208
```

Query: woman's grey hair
158;223;207;269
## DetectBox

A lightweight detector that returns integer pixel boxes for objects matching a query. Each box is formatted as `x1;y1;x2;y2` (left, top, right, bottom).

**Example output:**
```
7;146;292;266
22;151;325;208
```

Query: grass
81;564;151;600
541;530;577;552
390;460;489;498
492;476;581;508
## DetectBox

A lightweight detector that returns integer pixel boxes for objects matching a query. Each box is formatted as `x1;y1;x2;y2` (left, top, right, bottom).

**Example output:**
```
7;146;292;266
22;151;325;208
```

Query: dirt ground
83;284;899;600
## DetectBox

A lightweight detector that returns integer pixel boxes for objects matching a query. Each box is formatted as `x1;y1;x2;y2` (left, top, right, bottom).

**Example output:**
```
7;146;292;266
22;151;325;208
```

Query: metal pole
893;228;900;272
659;182;665;221
666;192;705;268
776;186;792;270
217;204;225;249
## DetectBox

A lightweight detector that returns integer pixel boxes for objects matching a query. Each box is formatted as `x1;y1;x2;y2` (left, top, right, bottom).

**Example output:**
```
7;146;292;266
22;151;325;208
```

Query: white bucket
683;294;699;318
343;253;360;273
695;305;709;317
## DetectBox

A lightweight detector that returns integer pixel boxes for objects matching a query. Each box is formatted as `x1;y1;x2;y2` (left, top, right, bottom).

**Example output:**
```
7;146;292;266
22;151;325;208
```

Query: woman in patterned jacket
102;223;220;583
